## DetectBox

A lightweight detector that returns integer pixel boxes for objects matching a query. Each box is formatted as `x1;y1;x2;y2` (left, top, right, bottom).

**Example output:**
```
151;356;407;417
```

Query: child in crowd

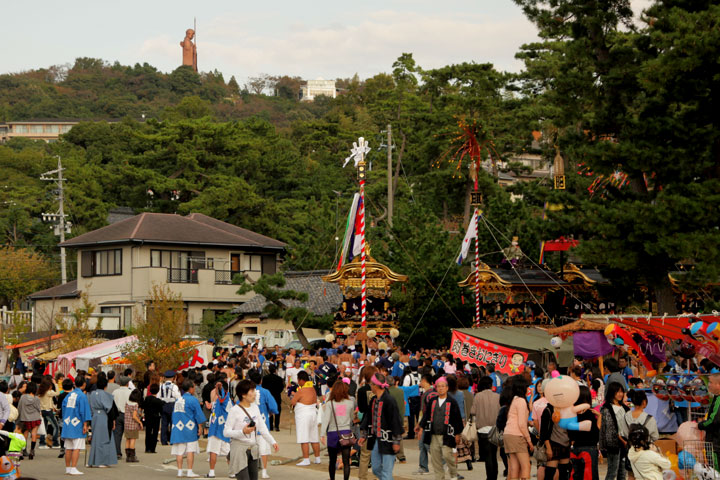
124;389;144;462
627;425;669;480
16;382;41;460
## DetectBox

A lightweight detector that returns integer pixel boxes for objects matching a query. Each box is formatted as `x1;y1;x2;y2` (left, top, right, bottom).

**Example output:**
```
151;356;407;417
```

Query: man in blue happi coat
249;370;278;479
170;379;206;478
61;376;92;476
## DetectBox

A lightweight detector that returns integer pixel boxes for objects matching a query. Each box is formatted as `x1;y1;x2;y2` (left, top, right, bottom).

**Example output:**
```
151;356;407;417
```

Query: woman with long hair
224;379;279;480
601;383;629;480
321;378;356;480
569;385;601;480
503;379;533;480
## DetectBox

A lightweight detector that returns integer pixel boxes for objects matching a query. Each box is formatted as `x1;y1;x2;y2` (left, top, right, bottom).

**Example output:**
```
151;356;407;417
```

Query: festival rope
481;215;599;315
479;214;553;321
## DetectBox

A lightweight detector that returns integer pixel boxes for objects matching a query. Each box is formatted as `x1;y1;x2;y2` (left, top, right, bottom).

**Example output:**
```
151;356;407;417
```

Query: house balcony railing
168;268;198;284
215;270;234;285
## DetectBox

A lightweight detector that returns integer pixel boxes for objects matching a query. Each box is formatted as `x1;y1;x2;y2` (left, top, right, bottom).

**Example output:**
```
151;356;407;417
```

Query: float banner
450;330;526;374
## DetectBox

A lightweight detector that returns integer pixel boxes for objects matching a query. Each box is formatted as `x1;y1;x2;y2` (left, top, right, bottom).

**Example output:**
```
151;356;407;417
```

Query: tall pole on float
470;161;483;327
343;138;371;351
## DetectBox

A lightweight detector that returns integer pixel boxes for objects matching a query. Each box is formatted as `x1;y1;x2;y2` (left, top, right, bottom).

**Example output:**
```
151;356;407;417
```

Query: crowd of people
3;339;717;480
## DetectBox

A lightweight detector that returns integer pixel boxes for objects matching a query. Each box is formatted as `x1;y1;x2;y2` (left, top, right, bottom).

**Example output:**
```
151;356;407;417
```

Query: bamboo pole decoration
475;208;481;327
343;138;371;330
359;164;367;329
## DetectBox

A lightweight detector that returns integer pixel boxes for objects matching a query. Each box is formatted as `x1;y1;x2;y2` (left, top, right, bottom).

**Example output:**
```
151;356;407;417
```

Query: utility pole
41;157;71;284
387;124;393;228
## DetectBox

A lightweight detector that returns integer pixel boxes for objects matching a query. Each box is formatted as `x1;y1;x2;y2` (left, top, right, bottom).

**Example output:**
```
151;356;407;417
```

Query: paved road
20;424;609;479
20;426;432;480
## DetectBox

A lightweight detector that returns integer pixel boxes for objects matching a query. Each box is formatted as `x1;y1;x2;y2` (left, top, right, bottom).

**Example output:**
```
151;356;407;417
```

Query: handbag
534;443;548;463
330;401;356;447
488;424;503;447
462;420;478;443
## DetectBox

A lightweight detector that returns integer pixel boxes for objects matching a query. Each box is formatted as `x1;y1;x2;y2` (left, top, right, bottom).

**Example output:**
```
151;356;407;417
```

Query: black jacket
360;390;404;454
419;393;464;448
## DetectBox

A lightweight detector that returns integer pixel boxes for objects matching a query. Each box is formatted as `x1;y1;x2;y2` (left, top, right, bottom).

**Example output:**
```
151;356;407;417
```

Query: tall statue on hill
180;28;197;72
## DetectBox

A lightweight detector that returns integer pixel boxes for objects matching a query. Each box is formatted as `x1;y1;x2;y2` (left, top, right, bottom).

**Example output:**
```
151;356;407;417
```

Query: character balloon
544;375;592;431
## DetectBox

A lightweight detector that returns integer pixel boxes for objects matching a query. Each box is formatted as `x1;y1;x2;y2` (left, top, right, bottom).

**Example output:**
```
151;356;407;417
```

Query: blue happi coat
255;385;278;430
61;388;92;439
170;392;206;444
208;388;232;443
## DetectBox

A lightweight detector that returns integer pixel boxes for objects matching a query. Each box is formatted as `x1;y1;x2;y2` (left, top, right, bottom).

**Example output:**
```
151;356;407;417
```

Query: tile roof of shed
233;270;342;316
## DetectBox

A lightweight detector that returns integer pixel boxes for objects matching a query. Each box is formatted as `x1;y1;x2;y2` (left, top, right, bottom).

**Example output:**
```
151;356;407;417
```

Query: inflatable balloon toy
680;377;696;403
667;378;685;403
663;470;677;480
550;336;563;348
652;377;670;401
693;463;720;480
0;456;17;480
691;377;711;406
668;452;681;478
544;375;592;431
604;324;656;376
677;450;697;471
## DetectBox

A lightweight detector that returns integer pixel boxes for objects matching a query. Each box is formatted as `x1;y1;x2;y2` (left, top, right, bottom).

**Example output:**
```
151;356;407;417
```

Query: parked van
264;329;296;348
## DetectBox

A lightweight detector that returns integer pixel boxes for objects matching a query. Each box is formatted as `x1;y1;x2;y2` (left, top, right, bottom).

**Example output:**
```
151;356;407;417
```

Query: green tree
0;247;56;307
56;292;102;354
123;285;189;373
514;0;720;313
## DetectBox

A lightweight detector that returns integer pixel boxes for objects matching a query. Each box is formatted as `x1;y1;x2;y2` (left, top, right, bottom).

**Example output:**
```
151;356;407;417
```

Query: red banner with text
450;330;527;375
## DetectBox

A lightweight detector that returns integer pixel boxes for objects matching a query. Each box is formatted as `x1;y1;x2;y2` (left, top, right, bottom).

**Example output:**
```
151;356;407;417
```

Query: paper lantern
342;327;353;336
389;328;400;338
325;334;335;343
550;336;563;348
367;330;377;338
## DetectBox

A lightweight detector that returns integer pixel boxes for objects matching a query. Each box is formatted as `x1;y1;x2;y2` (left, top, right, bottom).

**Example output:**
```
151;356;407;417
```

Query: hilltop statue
180;29;197;72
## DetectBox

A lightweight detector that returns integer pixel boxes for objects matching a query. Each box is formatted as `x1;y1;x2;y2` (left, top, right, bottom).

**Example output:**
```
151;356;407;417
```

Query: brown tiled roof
28;280;79;300
60;213;286;249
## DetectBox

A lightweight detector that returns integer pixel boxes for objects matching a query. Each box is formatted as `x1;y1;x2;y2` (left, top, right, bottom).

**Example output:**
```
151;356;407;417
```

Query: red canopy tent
607;314;720;341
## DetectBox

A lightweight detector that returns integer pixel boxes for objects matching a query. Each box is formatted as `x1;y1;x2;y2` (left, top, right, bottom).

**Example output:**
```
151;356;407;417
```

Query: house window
81;249;122;277
241;254;262;272
151;250;208;268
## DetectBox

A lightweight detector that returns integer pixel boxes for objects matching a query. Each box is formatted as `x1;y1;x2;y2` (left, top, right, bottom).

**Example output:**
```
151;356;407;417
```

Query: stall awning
582;314;720;342
4;334;64;350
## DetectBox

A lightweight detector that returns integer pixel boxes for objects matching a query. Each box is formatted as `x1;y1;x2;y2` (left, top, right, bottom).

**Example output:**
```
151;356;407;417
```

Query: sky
4;0;652;83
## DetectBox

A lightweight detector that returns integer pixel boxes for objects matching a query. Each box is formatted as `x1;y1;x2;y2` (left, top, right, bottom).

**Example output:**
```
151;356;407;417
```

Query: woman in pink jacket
503;380;534;480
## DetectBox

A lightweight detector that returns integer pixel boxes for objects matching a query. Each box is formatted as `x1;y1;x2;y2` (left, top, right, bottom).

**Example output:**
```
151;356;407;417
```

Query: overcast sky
4;0;652;83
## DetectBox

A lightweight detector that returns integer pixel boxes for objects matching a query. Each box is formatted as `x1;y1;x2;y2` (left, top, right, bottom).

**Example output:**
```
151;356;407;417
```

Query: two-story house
28;212;285;334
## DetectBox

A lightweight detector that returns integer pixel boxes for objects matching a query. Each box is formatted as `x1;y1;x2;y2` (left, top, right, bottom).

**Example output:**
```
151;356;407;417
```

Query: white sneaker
296;458;311;466
261;469;270;479
314;457;321;464
69;469;84;476
186;472;199;478
177;471;185;478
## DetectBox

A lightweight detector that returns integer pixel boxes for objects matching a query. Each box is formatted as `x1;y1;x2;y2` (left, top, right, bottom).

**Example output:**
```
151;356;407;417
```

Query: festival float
322;137;408;351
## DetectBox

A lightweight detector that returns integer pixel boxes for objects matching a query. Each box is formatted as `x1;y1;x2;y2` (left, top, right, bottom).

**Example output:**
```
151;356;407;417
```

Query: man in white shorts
206;381;232;478
170;379;207;478
61;376;92;476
